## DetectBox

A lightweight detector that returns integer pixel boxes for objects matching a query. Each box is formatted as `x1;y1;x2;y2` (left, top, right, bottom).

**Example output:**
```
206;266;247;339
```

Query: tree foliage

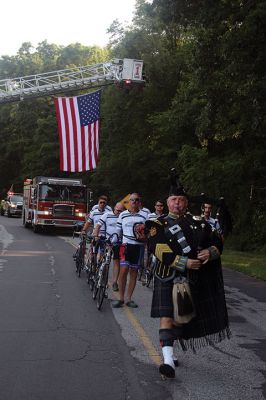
0;1;265;250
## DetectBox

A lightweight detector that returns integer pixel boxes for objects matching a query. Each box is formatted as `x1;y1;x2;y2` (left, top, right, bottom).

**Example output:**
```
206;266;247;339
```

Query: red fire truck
23;176;88;232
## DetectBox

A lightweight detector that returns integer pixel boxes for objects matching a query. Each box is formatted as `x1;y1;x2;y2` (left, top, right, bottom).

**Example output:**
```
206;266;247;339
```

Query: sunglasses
130;198;140;202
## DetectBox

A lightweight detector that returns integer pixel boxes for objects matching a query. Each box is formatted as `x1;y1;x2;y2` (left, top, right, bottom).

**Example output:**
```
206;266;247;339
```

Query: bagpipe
170;168;233;238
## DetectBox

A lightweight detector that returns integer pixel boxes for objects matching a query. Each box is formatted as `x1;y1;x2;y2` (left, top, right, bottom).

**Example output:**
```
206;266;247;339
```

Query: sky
0;0;137;57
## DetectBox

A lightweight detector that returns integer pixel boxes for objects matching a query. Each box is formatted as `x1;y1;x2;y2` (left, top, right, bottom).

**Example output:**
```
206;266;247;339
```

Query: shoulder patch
149;227;157;237
154;219;163;226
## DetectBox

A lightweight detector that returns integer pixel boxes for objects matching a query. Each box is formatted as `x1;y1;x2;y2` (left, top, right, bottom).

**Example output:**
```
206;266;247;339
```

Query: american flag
54;90;101;172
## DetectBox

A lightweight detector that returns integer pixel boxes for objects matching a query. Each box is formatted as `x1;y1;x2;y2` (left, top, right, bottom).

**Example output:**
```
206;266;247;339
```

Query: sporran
172;276;195;324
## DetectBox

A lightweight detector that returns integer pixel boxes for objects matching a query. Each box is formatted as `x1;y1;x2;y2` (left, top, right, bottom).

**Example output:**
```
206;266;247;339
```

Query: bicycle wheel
76;256;83;277
137;266;144;281
87;262;95;291
75;246;83;277
92;272;99;300
146;257;156;288
87;253;96;290
97;265;109;310
146;268;154;288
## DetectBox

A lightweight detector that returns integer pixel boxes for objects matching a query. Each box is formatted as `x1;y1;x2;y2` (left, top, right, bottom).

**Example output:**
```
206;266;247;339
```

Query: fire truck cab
23;176;87;232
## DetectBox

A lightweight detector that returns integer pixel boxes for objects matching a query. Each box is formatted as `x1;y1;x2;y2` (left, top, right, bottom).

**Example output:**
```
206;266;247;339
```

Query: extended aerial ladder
0;58;144;104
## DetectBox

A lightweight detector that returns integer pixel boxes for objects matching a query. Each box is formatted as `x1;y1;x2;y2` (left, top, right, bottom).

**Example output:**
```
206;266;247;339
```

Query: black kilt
151;277;174;318
151;260;231;350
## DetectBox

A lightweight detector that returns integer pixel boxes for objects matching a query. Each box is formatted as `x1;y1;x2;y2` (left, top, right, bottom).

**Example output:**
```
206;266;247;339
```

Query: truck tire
33;224;40;233
23;213;30;228
7;209;11;218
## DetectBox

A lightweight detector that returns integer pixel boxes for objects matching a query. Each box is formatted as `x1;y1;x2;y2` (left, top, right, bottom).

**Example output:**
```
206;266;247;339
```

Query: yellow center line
112;286;161;366
67;239;161;365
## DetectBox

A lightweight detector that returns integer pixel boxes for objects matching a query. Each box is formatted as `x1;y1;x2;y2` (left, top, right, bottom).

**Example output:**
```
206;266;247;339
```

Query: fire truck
23;176;88;232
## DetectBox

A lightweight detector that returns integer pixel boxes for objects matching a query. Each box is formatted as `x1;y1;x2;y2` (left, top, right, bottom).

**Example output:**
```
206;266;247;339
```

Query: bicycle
93;234;119;310
142;253;157;288
86;236;106;291
73;230;92;277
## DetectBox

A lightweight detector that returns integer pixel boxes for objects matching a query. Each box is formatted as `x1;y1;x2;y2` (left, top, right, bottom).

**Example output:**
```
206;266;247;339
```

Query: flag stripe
84;126;89;171
62;99;72;171
70;98;79;172
54;90;101;172
54;98;64;170
88;125;93;170
93;121;98;167
95;120;99;162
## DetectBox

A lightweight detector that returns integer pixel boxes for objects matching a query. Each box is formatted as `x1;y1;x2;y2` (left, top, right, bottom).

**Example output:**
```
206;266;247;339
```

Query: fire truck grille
16;205;23;210
53;204;74;217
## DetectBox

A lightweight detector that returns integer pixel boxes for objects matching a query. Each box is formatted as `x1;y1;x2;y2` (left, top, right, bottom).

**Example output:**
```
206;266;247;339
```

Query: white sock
162;346;175;369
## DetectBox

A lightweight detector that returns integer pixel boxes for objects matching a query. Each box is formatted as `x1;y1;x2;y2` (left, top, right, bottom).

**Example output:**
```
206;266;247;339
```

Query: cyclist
81;196;109;265
112;193;147;308
93;202;125;291
147;200;165;220
91;195;112;212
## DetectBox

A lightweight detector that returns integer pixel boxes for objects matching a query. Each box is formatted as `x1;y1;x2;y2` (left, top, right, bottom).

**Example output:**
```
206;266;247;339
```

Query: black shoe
112;300;124;308
159;364;175;379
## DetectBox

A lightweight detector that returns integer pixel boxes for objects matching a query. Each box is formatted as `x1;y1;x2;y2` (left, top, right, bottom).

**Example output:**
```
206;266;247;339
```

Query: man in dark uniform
146;181;230;379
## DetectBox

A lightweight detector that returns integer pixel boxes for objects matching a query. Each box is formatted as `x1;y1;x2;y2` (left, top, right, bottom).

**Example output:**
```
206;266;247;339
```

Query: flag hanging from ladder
54;90;101;172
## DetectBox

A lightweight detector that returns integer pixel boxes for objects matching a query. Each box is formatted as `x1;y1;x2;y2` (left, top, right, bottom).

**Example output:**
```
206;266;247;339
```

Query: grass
222;249;266;281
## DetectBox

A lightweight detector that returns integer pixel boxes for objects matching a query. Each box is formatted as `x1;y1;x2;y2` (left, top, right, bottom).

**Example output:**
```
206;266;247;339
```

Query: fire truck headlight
44;210;51;216
76;212;86;217
10;203;16;208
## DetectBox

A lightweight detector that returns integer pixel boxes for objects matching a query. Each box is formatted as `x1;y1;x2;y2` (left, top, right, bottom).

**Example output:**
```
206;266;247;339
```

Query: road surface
0;216;265;399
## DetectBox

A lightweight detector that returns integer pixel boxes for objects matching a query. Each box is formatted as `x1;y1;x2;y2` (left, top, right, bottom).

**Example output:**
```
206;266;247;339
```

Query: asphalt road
0;216;266;400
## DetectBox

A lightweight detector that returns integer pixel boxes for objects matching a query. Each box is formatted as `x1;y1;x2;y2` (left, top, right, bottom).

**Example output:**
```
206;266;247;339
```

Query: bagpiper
145;170;231;379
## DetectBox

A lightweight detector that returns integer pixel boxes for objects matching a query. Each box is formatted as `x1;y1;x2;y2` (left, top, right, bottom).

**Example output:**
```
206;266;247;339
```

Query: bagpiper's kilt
151;277;174;318
151;261;231;351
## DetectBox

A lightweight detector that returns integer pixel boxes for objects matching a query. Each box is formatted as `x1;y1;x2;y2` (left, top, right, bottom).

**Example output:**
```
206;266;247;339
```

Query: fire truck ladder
0;58;144;104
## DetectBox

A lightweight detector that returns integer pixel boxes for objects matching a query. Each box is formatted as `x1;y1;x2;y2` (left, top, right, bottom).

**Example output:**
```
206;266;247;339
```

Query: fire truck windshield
39;184;85;203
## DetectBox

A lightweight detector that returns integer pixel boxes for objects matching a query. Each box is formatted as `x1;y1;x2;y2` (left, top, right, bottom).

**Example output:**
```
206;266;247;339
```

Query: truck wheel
23;213;30;228
33;224;40;233
7;209;11;218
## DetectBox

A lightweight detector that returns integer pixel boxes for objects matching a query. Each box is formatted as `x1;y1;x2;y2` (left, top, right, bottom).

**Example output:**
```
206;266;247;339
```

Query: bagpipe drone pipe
169;168;233;238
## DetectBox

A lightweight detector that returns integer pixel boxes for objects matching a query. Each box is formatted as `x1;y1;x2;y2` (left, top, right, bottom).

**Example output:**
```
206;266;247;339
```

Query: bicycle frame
87;237;106;290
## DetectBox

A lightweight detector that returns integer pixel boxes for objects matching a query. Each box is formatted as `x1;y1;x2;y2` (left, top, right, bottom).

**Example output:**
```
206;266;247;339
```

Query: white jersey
140;207;151;218
147;212;163;220
87;208;106;235
116;210;147;245
97;211;118;239
91;204;112;212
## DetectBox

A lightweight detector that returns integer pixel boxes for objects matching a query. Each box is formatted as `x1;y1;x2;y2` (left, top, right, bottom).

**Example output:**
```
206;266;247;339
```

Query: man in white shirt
112;193;147;308
147;200;165;220
91;195;112;212
82;196;110;233
93;202;125;291
81;196;109;263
